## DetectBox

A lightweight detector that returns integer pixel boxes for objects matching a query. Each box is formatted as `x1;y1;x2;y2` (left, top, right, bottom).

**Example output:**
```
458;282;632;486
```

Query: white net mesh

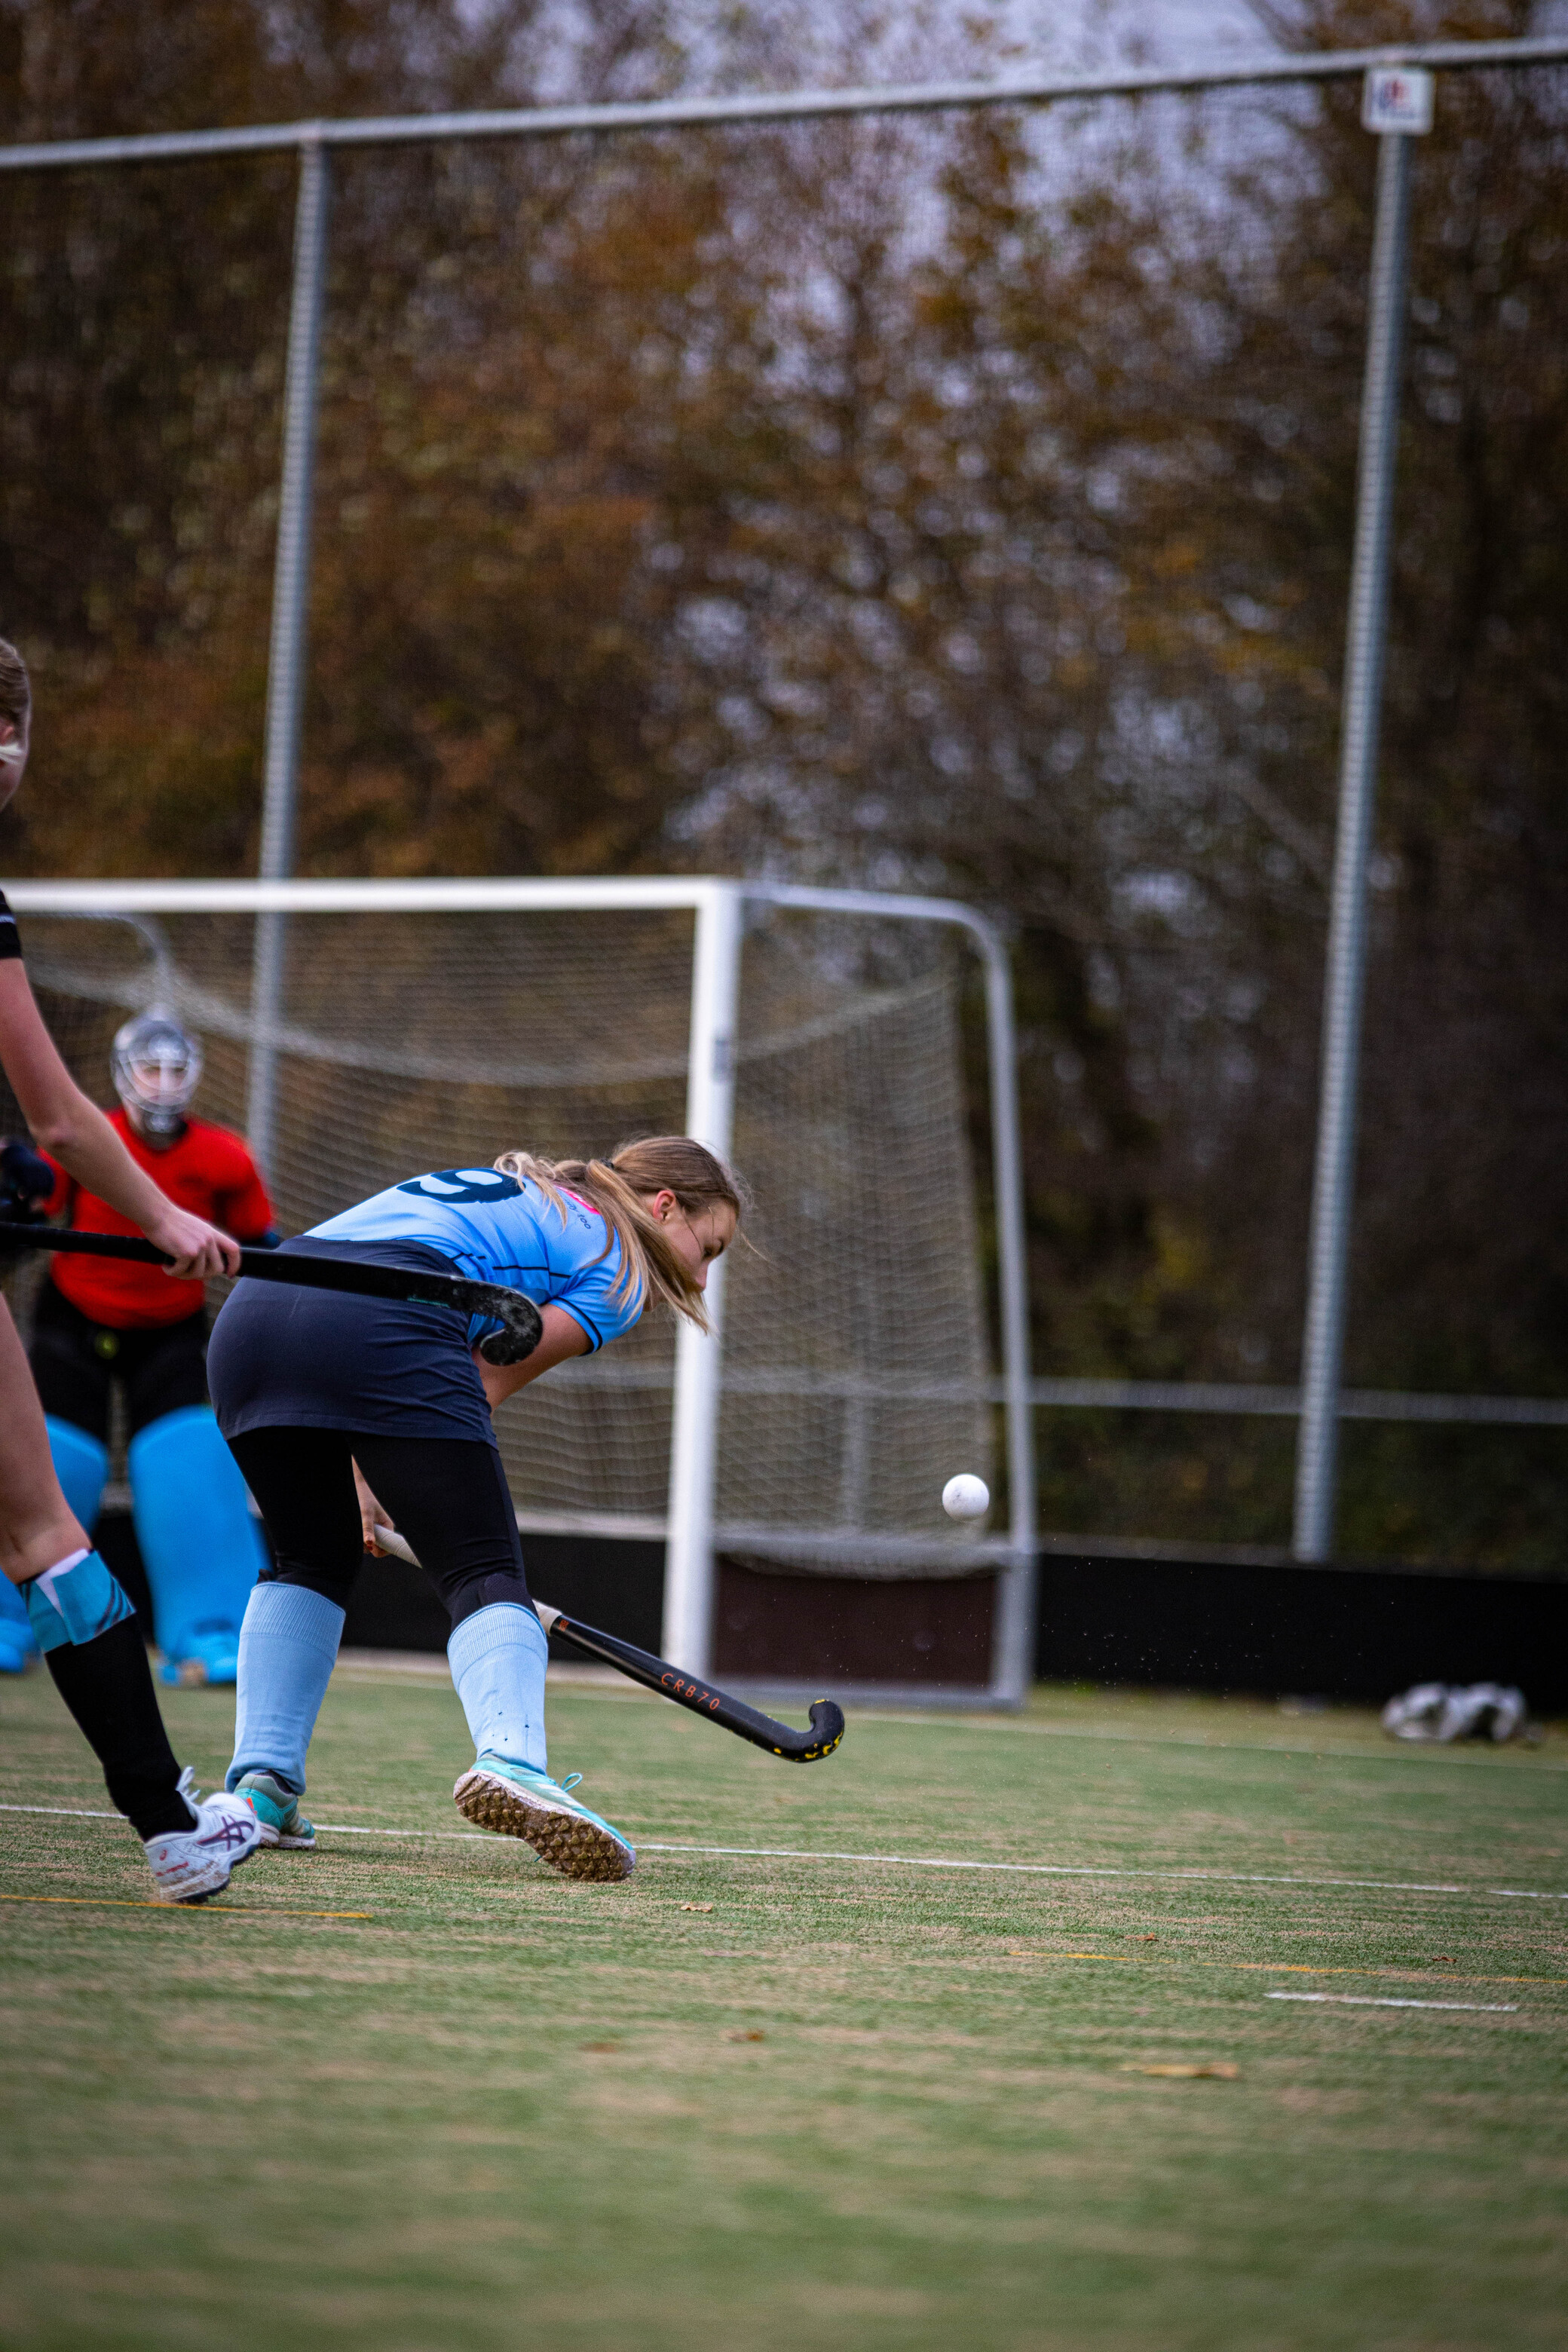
6;896;997;1573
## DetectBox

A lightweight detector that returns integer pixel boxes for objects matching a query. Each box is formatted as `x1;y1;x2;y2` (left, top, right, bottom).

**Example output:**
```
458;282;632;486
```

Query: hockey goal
5;877;1035;1701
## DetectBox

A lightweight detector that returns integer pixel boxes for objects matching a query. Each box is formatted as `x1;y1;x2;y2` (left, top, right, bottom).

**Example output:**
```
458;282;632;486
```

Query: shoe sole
452;1769;634;1882
158;1836;263;1904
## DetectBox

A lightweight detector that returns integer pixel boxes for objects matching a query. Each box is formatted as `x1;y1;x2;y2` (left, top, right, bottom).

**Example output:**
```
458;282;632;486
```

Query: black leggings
229;1427;534;1629
30;1280;210;1442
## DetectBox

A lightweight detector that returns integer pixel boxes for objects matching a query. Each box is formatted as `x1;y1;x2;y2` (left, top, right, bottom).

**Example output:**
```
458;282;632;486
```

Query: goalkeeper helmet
112;1012;203;1141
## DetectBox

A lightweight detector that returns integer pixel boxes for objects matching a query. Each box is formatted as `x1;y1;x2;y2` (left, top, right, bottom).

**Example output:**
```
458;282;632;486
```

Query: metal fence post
663;882;743;1674
1294;78;1426;1563
246;135;331;1176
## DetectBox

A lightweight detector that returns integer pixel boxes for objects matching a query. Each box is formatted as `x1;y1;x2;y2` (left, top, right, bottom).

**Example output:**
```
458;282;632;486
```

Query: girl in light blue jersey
208;1137;744;1882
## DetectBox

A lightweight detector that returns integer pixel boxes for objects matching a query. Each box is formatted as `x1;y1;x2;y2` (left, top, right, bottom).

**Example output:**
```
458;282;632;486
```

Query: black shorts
29;1279;210;1444
207;1236;497;1448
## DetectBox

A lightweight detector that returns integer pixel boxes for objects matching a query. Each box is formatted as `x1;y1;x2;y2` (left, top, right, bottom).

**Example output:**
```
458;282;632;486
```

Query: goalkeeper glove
0;1137;55;1223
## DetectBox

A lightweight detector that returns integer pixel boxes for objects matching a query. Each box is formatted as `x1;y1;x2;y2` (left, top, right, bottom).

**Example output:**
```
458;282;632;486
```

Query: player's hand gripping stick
0;1221;544;1366
372;1524;846;1763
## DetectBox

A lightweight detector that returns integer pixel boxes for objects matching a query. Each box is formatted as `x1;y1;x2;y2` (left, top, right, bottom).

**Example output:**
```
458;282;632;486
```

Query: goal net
4;884;1023;1656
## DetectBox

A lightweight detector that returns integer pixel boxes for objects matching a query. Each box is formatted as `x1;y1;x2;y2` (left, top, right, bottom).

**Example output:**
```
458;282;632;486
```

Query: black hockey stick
538;1605;847;1764
0;1220;542;1365
372;1523;846;1763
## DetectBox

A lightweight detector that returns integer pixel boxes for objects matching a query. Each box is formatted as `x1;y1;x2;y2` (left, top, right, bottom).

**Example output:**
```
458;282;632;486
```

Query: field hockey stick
371;1523;847;1763
0;1220;543;1365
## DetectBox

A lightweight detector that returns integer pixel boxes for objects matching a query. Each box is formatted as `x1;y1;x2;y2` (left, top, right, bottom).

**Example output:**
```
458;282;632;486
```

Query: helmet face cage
111;1014;203;1139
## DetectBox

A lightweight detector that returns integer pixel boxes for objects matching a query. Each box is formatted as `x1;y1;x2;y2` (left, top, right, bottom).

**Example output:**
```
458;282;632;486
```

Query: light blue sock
226;1580;345;1796
449;1603;548;1773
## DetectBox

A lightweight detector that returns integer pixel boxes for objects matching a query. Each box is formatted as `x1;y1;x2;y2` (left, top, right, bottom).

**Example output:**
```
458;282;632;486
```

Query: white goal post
6;874;1037;1704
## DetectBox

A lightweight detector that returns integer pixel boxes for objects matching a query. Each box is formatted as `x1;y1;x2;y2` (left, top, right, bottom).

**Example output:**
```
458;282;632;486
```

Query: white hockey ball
942;1473;991;1521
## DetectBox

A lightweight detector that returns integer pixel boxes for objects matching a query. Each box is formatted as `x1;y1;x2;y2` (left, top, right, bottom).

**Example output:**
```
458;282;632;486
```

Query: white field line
3;1802;1565;1904
1266;1990;1519;2012
328;1659;1568;1772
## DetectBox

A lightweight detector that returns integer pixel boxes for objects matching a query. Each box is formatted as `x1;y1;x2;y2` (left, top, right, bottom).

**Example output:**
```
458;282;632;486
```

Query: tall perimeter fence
5;33;1568;1634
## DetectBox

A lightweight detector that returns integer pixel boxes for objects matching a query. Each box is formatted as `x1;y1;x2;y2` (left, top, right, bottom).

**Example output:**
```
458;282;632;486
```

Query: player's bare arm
0;639;261;1905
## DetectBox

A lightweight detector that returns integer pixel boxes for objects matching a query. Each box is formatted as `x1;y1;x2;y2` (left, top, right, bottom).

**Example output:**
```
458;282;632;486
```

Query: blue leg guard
226;1580;345;1796
127;1406;268;1687
448;1603;549;1773
0;1573;37;1671
45;1418;109;1536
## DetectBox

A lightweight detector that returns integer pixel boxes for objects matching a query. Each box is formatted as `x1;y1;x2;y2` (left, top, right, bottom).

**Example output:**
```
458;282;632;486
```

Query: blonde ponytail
492;1135;748;1334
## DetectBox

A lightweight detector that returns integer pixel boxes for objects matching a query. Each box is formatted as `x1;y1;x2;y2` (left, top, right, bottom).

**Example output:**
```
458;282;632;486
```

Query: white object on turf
1266;1991;1516;2012
942;1473;991;1521
1380;1682;1528;1743
144;1766;263;1903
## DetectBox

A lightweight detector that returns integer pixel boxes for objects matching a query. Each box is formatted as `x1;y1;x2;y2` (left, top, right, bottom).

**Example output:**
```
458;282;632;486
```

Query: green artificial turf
1;1661;1565;2352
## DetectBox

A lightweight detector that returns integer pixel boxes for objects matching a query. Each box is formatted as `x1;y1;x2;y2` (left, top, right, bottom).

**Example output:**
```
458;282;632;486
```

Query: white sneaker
144;1766;265;1903
1484;1685;1529;1743
1381;1682;1449;1740
1438;1682;1528;1744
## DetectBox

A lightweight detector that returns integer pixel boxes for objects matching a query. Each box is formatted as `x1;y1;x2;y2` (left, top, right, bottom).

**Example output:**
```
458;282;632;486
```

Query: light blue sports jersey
307;1168;645;1352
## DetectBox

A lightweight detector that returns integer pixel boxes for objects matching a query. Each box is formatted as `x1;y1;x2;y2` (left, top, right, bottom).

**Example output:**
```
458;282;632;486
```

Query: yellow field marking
0;1891;371;1919
1003;1951;1568;1989
1122;2062;1239;2078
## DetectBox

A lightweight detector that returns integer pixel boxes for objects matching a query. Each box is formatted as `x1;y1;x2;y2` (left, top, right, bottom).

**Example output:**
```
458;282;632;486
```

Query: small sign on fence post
1361;66;1435;135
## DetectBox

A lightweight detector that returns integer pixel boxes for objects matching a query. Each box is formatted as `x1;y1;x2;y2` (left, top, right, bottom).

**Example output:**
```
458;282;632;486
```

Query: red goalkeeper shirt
44;1110;275;1330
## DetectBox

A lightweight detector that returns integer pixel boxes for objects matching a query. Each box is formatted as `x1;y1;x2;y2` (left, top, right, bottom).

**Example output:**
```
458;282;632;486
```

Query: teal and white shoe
453;1758;635;1882
232;1769;317;1850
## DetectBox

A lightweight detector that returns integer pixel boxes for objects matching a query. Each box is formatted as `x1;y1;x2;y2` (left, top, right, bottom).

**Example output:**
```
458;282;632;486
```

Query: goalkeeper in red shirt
15;1012;278;1686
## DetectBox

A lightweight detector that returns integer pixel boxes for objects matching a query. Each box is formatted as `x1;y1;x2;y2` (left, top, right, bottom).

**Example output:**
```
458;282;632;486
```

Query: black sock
44;1616;196;1840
